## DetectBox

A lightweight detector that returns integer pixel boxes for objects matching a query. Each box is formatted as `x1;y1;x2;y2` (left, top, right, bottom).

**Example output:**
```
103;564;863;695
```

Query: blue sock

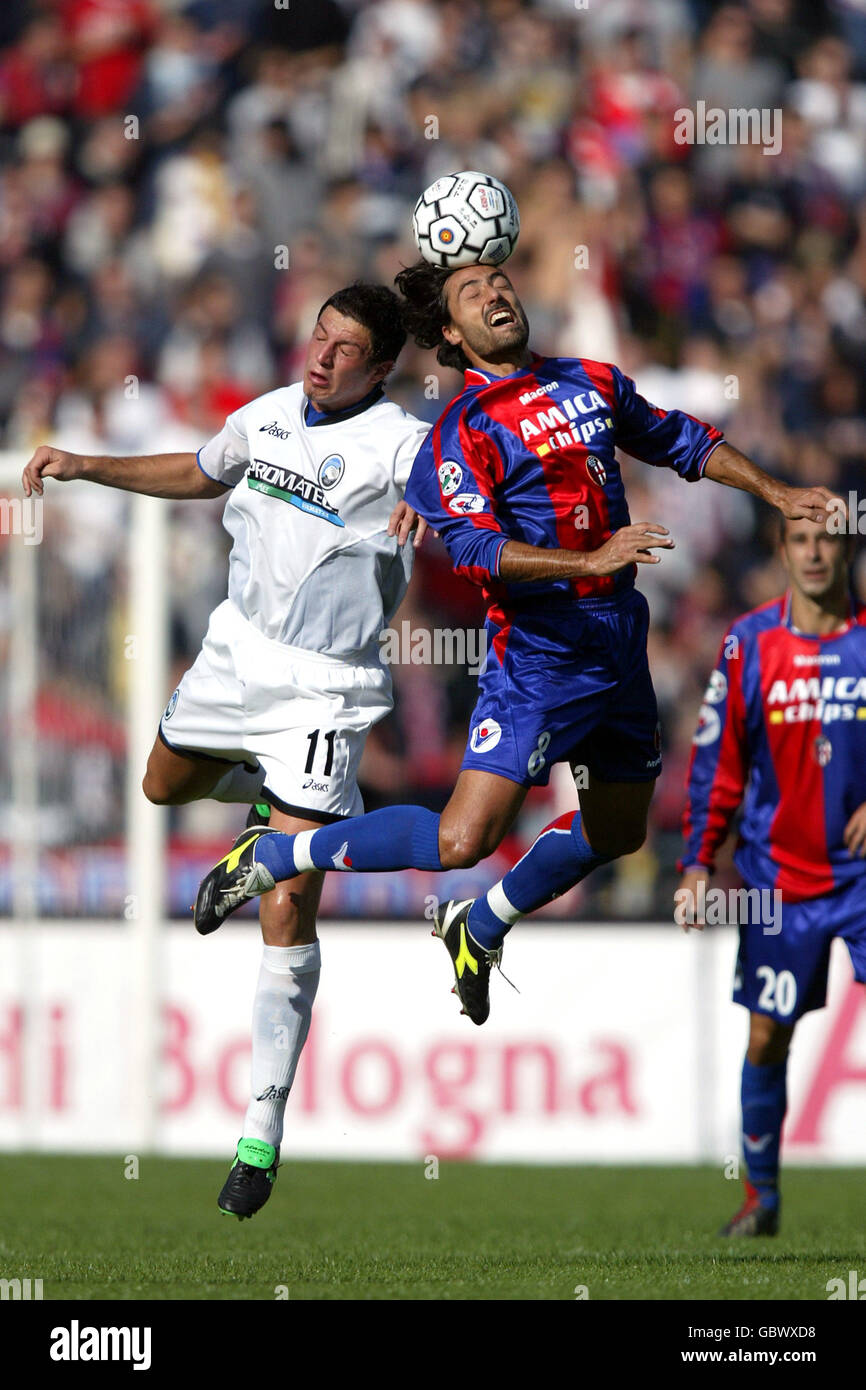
254;805;442;880
466;812;613;949
741;1056;787;1209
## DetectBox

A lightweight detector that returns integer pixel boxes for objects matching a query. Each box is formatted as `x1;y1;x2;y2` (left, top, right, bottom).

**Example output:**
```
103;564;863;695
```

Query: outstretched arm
612;364;841;520
22;445;227;500
496;443;846;584
703;442;840;522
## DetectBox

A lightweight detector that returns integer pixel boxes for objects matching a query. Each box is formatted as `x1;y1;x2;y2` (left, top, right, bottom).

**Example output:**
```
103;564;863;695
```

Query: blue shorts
461;588;662;788
733;874;866;1022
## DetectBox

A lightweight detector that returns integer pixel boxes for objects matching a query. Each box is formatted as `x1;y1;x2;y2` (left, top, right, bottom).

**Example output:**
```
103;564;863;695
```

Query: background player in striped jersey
678;515;866;1237
22;283;430;1219
196;261;841;1029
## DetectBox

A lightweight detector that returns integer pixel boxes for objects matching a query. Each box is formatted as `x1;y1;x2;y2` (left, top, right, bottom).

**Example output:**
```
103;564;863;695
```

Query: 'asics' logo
259;420;291;438
256;1085;290;1102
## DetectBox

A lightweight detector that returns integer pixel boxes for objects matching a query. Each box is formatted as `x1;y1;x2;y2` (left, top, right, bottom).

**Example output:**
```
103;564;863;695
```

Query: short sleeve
394;421;431;491
197;410;251;488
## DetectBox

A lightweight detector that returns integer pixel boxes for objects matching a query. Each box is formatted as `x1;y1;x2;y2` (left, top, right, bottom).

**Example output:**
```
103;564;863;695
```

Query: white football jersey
197;383;430;659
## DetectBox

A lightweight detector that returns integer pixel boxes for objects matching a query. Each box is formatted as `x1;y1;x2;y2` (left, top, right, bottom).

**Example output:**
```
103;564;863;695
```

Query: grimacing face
781;517;850;602
441;265;530;366
302;307;391;411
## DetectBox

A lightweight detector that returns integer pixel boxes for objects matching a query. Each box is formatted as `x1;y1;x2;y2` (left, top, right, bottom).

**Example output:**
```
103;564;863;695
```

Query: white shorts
159;599;393;820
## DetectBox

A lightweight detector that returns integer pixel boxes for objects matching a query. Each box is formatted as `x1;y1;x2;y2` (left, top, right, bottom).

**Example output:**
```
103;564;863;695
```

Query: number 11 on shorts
305;729;336;776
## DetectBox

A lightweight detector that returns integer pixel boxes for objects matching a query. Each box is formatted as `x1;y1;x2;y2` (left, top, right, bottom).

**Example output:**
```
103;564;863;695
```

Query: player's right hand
22;445;84;496
587;522;674;576
675;866;711;933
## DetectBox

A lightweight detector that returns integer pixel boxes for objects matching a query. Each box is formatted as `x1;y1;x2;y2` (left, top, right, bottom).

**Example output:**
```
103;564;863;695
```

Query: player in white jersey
22;283;430;1219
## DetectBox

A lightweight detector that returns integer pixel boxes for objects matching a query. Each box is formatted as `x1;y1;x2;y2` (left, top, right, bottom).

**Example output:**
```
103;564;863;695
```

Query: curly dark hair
393;260;469;372
318;282;407;366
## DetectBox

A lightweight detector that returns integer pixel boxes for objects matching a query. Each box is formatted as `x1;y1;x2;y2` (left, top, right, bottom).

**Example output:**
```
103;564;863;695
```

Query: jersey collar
304;383;384;426
782;588;857;638
463;352;544;388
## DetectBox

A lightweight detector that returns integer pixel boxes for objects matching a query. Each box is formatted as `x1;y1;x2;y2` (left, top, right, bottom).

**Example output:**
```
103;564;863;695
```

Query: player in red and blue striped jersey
196;260;841;1027
679;516;866;1236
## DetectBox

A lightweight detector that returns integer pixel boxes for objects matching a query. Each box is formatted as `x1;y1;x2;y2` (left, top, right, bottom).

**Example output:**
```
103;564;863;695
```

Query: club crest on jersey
813;734;833;766
163;690;179;720
585;454;606;486
318;454;344;490
449;492;485;515
470;717;502;753
438;460;462;496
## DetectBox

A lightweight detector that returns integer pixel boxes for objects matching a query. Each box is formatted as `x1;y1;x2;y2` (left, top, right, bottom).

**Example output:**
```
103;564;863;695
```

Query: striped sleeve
611;366;724;481
679;628;749;871
404;398;508;585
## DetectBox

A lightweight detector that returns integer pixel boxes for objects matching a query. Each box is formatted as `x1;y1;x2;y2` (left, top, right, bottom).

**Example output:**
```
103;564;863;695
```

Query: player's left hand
675;867;712;932
777;485;846;526
388;500;428;548
843;802;866;857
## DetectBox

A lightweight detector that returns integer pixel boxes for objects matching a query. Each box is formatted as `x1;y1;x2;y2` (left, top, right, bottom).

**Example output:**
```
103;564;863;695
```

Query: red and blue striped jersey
404;353;723;641
681;594;866;900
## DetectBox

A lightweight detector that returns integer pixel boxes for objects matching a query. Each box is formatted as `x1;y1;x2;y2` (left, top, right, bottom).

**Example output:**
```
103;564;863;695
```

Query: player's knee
619;822;649;856
747;1013;792;1065
261;907;301;945
747;1037;791;1066
587;820;647;859
438;822;496;870
433;822;475;867
260;880;318;946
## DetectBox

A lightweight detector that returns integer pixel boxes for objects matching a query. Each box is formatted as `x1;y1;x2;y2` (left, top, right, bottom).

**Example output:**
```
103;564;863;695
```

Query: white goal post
0;452;167;1151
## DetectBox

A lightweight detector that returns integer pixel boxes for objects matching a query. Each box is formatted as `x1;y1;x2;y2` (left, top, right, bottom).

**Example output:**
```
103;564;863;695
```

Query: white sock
485;880;523;926
210;760;266;805
243;942;320;1147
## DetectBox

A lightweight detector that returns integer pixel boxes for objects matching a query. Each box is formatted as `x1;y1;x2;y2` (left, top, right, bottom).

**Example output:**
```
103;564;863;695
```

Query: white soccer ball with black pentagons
412;171;519;269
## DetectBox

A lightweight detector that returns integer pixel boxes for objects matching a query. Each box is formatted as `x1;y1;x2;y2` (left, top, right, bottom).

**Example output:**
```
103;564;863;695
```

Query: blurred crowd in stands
1;0;865;916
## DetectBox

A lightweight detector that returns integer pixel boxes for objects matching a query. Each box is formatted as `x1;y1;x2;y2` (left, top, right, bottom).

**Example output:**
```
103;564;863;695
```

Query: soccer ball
412;171;520;269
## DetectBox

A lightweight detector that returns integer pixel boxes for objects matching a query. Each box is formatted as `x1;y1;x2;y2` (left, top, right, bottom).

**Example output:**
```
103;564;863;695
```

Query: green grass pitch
2;1156;863;1301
